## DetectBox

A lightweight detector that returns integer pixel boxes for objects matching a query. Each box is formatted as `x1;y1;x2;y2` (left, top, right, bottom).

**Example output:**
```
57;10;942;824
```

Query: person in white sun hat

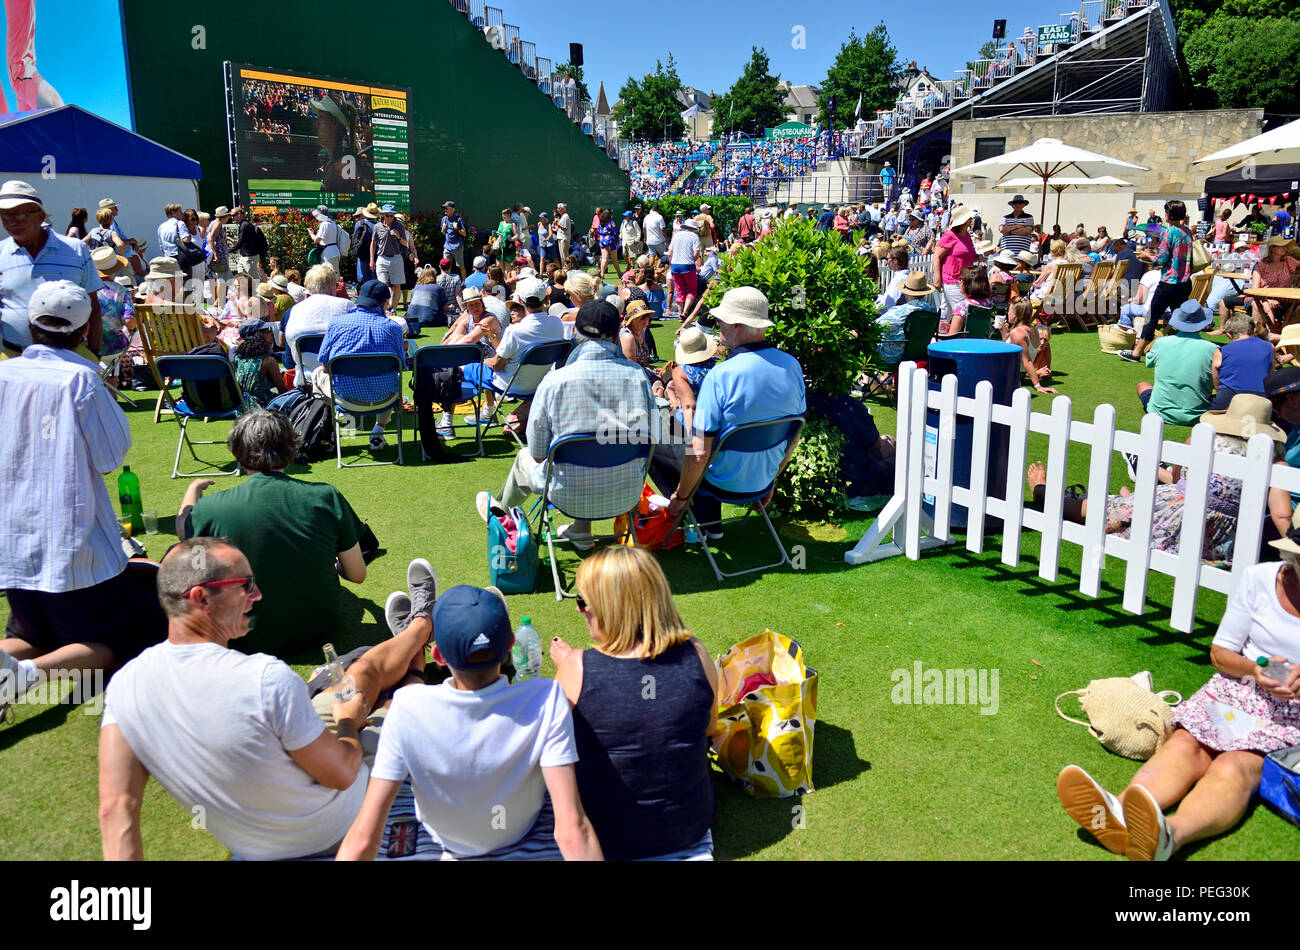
656;286;805;539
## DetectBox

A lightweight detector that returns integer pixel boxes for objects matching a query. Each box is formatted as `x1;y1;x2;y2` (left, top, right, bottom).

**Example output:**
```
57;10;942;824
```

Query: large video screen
227;64;410;214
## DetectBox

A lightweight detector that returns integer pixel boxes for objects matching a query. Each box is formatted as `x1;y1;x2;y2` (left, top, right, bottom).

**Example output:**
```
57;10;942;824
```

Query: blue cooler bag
487;503;539;595
1261;744;1300;827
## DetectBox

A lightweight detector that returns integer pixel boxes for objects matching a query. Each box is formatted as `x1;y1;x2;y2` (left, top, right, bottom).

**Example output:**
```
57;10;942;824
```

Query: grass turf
1;322;1293;861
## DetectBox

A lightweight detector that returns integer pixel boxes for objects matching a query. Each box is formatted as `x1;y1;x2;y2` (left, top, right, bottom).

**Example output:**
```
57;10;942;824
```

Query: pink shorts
671;269;698;304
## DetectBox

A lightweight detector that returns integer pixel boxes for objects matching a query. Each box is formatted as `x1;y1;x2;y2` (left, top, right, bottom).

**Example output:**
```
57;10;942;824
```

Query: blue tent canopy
0;105;201;180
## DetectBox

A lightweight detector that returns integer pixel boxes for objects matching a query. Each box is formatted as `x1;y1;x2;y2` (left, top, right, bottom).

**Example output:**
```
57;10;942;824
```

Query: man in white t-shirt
310;206;342;270
554;203;573;262
283;263;351;384
338;584;602;860
97;538;438;860
643;203;667;261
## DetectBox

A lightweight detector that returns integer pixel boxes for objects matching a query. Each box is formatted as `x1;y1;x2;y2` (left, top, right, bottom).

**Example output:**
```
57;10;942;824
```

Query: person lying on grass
1057;519;1300;860
98;538;437;860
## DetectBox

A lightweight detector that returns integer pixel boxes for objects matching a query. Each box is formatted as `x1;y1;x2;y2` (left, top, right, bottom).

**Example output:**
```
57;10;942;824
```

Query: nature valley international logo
371;95;407;115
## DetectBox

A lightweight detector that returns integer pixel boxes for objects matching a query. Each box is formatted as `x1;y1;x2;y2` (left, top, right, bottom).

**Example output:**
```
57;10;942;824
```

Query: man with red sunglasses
98;537;439;860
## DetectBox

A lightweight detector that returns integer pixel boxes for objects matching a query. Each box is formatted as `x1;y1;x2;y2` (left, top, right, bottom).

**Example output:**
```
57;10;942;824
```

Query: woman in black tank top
550;546;719;860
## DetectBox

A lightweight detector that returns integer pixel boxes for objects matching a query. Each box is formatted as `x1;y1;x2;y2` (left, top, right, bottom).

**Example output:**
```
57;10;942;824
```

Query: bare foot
550;637;574;665
1027;461;1047;491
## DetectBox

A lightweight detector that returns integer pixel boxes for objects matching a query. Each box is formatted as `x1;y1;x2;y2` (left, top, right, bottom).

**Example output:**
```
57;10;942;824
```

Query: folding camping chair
864;309;940;403
1035;261;1083;330
671;416;805;581
1074;259;1115;327
293;332;326;382
152;355;246;479
411;344;485;459
475;339;572;447
325;353;405;467
939;304;995;341
531;432;655;600
136;302;206;423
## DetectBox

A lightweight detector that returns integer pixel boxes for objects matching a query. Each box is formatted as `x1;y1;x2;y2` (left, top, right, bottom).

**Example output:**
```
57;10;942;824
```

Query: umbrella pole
1039;176;1048;261
1055;186;1063;228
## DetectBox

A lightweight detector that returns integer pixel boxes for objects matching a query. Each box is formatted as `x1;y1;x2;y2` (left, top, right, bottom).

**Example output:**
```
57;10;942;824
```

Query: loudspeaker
993;18;1006;39
569;43;584;67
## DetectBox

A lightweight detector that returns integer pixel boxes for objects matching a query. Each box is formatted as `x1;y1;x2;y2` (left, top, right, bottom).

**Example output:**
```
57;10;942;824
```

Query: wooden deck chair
1190;268;1215;305
1036;262;1083;330
1073;259;1115;328
1101;259;1132;320
136;301;207;423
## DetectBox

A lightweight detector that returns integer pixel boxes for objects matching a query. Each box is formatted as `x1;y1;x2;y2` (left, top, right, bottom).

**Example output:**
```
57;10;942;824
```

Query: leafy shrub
773;418;846;521
706;215;881;396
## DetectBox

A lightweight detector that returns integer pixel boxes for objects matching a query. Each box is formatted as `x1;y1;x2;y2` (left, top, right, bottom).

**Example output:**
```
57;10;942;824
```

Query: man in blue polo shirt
663;286;805;537
0;179;102;354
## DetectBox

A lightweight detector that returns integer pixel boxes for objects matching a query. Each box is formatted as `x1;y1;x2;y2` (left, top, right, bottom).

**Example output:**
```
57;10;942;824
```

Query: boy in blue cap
338;585;603;860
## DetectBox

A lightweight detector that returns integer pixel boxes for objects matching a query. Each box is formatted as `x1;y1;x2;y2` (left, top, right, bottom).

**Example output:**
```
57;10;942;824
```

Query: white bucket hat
710;286;773;328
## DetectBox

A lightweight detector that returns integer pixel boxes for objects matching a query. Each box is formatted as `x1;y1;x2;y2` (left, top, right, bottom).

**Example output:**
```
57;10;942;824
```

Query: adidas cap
432;585;512;671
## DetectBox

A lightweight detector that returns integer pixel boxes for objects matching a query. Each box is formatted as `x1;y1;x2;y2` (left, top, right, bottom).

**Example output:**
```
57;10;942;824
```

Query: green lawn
2;323;1292;861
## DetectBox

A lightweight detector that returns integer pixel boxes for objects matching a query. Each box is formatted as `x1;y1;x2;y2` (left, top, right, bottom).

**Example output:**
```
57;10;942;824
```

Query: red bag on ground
614;486;684;550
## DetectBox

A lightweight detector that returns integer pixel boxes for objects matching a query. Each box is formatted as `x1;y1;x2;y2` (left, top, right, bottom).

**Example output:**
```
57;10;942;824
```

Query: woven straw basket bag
1055;674;1182;760
1098;323;1135;354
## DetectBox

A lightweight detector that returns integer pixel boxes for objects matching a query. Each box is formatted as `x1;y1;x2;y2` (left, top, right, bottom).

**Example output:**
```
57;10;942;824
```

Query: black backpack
287;394;335;464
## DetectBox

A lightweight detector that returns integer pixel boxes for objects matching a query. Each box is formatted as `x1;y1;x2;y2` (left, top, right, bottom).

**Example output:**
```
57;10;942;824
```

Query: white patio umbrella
997;175;1133;227
952;137;1146;239
1195;117;1300;169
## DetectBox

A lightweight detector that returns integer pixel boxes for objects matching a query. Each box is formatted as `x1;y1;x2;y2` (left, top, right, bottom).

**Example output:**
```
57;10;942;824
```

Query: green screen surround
120;0;630;232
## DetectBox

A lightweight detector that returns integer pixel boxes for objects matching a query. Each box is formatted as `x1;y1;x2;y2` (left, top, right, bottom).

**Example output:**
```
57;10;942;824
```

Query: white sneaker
554;523;596;552
476;491;506;524
369;433;388;452
0;652;29;723
1124;784;1174;861
1057;765;1128;855
464;406;494;427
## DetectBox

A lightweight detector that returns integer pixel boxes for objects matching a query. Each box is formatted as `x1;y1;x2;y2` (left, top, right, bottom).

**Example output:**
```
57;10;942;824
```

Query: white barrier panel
845;362;1300;633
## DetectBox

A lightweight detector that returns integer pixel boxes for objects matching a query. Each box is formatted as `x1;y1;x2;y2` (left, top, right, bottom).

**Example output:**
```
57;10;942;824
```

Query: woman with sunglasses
549;546;719;860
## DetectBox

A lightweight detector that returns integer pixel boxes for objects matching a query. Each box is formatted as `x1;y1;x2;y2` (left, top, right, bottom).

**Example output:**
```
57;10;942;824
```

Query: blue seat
411;344;485;459
673;416;805;581
532;432;654;600
326;353;405;468
293;332;326;381
469;339;572;446
153;355;246;479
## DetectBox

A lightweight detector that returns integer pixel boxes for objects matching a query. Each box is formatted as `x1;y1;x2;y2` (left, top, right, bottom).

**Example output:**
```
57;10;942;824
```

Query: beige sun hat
948;205;975;229
91;246;126;275
1200;393;1285;443
899;271;935;297
1277;324;1300;350
674;325;719;365
214;205;231;218
709;286;773;328
621;299;653;325
145;257;180;280
975;239;996;255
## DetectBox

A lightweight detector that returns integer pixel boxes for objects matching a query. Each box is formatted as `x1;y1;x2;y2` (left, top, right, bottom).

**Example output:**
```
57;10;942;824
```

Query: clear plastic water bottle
1256;656;1291;685
512;617;543;681
323;642;356;701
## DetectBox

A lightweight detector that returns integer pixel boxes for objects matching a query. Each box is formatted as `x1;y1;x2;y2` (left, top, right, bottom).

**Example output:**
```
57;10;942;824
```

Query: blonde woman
549;546;719;860
1002;298;1055;392
560;270;595;340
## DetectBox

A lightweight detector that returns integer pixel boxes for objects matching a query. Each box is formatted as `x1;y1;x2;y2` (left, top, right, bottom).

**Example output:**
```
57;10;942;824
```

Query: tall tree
612;55;686;141
1182;14;1300;112
553;62;591;108
710;46;792;138
817;25;902;129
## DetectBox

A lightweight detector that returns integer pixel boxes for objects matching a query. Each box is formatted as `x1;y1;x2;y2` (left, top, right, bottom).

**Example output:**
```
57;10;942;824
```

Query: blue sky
499;0;1059;102
2;0;132;126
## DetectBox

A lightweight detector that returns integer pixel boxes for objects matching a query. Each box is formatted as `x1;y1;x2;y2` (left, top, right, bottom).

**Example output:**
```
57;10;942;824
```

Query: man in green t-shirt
1136;300;1216;427
181;409;367;658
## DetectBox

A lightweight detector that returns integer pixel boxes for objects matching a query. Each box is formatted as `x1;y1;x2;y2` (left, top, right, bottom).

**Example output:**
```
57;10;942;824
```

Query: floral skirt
1171;672;1300;754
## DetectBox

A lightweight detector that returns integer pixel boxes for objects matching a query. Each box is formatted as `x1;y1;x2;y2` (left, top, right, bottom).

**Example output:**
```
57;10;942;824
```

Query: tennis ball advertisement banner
227;63;411;214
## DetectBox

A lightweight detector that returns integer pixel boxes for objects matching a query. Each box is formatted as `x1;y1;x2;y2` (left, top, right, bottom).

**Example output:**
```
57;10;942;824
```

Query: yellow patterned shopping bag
711;630;818;798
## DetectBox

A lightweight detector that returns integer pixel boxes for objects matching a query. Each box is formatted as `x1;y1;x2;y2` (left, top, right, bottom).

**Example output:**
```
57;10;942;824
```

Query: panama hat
1200;393;1285;443
214;205;231;218
1016;250;1038;267
975;239;996;255
993;251;1020;269
145;257;180;280
1277;324;1300;350
0;179;41;210
270;274;290;292
98;197;118;210
899;271;935;297
361;203;380;220
91;246;127;275
674;325;719;365
710;286;773;328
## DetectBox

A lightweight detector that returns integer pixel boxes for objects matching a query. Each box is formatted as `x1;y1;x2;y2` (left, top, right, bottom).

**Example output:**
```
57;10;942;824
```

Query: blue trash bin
924;339;1023;530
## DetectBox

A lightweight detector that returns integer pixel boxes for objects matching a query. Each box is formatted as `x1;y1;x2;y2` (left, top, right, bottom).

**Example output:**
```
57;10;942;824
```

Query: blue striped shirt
0;226;101;348
0;345;130;591
317;305;406;404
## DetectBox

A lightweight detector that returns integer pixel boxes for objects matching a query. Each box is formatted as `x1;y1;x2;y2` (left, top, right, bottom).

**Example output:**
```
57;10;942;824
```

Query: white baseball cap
29;279;91;332
0;179;42;210
472;255;488;270
514;277;548;304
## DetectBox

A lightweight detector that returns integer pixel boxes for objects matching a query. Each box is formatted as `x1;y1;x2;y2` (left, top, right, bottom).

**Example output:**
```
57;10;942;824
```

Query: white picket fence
845;362;1300;633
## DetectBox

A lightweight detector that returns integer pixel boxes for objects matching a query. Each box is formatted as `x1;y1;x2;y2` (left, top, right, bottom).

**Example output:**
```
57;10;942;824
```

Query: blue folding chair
411;344;485;459
153;355;246;479
531;432;655;600
471;339;572;447
325;353;405;468
294;332;326;382
673;416;805;581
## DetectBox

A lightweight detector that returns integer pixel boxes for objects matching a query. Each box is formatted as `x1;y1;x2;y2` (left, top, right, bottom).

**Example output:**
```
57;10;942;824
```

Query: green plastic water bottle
117;466;143;536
